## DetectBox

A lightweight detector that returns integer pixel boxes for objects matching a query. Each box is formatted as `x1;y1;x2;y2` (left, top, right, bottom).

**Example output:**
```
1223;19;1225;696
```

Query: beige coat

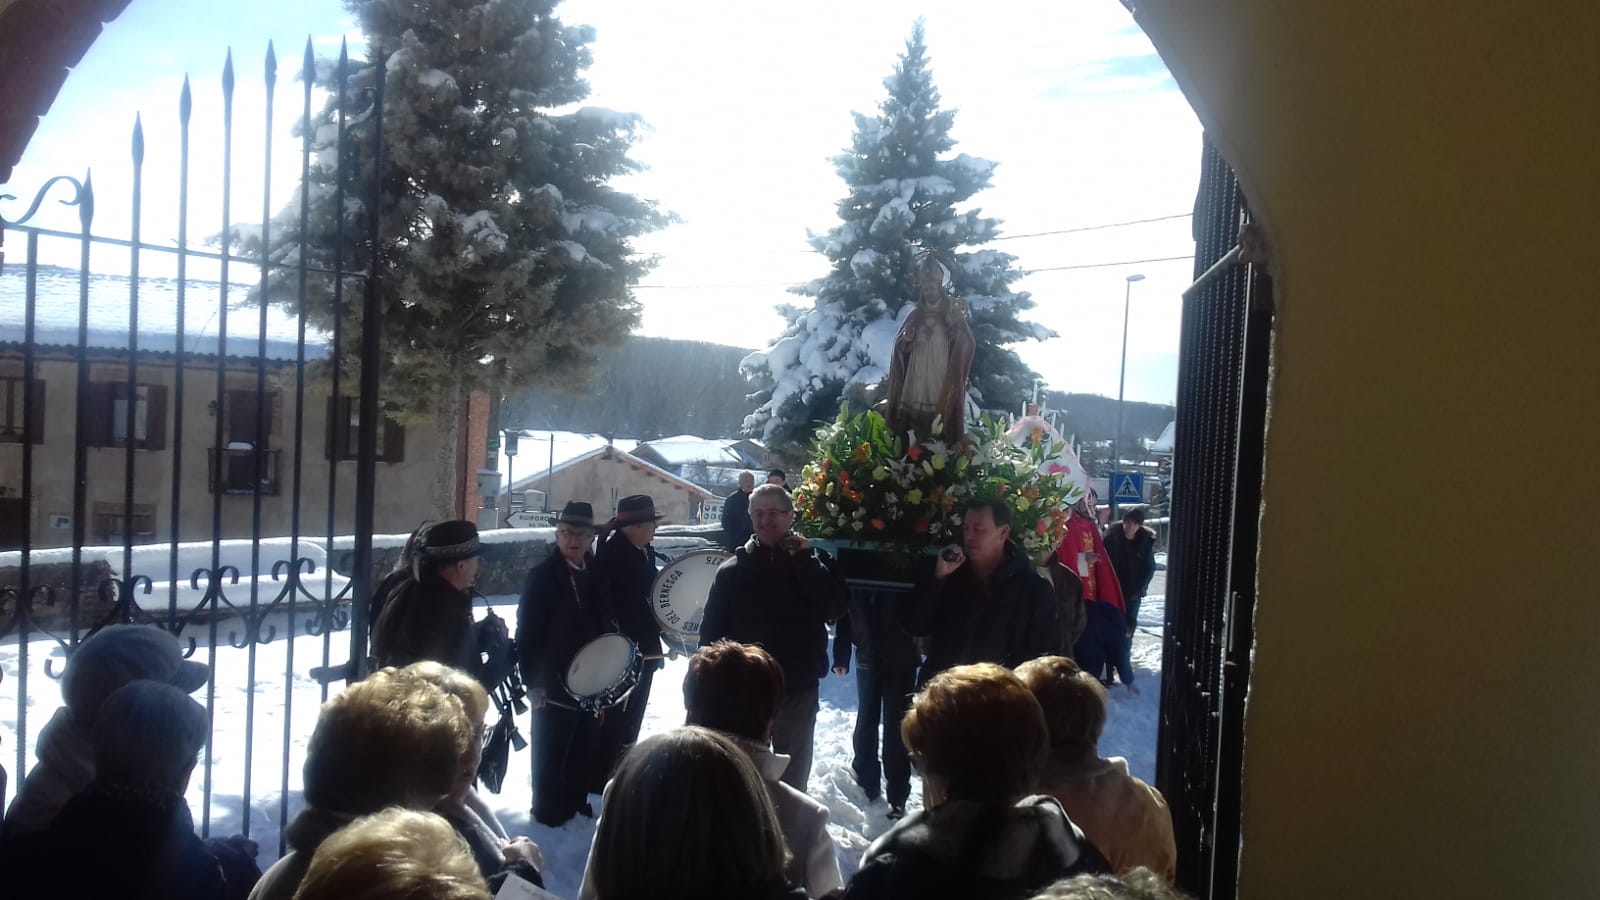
1039;751;1176;882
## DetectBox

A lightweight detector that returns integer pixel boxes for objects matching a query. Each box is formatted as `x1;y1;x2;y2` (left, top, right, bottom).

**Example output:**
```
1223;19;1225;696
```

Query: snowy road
1;579;1164;898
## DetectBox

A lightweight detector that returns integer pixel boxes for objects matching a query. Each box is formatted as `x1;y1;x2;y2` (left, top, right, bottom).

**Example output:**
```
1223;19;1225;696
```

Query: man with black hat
516;501;607;825
589;495;667;787
371;520;484;676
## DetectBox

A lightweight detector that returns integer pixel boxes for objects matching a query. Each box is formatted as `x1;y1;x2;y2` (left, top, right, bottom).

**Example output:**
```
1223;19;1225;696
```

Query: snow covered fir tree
248;0;665;515
741;21;1051;455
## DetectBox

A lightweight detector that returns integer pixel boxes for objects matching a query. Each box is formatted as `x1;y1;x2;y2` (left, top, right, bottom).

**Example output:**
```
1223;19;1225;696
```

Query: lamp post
502;429;520;526
1112;273;1145;520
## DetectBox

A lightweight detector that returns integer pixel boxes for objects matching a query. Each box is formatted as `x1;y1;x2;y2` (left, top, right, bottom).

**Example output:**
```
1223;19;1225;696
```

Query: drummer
516;501;608;826
589;494;668;791
700;484;848;793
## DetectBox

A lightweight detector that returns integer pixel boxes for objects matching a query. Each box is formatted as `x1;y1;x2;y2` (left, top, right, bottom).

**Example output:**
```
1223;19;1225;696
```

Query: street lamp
1112;273;1145;520
502;429;520;526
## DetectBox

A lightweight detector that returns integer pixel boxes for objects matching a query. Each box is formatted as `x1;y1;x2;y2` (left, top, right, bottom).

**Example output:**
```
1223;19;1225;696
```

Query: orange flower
1036;520;1049;534
871;518;887;530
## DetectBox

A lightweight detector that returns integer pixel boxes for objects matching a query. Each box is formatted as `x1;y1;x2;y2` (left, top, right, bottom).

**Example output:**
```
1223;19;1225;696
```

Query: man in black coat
589;494;667;789
720;471;755;550
1102;506;1158;638
370;520;483;677
833;585;919;818
700;484;848;793
905;499;1059;686
516;501;608;826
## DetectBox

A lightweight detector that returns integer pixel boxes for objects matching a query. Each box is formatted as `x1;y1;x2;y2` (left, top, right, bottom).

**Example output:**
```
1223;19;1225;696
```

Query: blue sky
6;0;1200;405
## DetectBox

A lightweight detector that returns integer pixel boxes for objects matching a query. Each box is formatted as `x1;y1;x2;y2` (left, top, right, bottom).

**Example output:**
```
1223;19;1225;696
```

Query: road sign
1112;472;1144;504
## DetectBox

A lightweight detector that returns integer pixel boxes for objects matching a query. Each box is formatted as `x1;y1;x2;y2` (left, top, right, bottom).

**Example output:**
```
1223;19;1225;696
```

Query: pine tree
249;0;666;516
741;21;1050;454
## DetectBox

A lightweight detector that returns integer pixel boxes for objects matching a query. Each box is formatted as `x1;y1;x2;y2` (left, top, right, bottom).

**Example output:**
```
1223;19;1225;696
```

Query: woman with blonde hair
291;807;490;900
249;667;475;900
400;662;545;888
580;726;805;900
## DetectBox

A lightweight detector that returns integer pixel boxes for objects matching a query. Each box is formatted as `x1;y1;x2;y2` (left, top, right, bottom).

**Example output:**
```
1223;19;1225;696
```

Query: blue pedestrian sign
1112;472;1143;504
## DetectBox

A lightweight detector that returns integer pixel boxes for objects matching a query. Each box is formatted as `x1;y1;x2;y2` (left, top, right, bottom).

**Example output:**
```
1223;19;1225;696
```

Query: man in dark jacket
700;483;848;793
907;499;1060;687
370;520;483;677
517;501;608;826
833;585;919;818
1102;507;1158;638
720;471;755;550
589;494;667;790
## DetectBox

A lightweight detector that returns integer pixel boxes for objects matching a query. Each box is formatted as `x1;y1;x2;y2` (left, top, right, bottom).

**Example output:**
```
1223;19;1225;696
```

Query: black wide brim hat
557;501;595;528
420;520;482;562
614;494;664;526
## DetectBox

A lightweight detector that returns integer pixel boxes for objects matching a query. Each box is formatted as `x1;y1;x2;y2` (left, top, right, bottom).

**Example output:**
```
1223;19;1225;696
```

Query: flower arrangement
793;408;1084;563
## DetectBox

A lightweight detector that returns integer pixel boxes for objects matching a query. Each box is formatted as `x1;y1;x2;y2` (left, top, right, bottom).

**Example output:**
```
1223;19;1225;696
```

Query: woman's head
1015;656;1108;751
302;667;474;814
292;807;489;900
591;727;789;900
91;680;209;794
397;662;490;805
683;640;785;743
902;663;1050;806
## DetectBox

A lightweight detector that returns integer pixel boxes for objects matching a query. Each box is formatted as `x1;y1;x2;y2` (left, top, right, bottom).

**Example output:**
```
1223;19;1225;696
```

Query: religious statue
885;252;976;444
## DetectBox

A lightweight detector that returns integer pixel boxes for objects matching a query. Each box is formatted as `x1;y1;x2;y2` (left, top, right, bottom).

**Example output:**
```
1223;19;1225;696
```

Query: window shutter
26;380;44;444
382;417;406;464
144;385;168;451
86;383;113;447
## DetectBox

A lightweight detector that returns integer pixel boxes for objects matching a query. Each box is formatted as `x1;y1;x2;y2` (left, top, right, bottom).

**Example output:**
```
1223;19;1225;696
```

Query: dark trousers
531;702;597;825
590;664;656;792
1075;600;1135;686
770;683;820;793
851;664;916;807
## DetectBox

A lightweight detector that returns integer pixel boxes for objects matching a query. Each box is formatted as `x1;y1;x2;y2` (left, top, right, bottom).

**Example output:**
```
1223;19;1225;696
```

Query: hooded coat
845;794;1107;900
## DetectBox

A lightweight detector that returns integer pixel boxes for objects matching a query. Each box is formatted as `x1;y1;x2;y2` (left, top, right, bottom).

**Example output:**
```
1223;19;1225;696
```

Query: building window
93;502;156;545
88;383;168;450
0;376;44;444
326;396;406;463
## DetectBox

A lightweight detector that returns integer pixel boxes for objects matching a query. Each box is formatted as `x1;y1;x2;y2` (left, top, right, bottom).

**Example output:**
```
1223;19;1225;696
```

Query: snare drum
650;548;733;656
565;633;642;714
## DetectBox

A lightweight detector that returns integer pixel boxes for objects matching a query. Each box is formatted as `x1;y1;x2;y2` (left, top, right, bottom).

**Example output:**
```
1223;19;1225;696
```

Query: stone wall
0;559;122;633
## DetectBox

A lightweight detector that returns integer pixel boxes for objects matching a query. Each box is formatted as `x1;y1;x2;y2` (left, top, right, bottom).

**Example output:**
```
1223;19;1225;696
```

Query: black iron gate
1155;135;1274;899
0;39;389;851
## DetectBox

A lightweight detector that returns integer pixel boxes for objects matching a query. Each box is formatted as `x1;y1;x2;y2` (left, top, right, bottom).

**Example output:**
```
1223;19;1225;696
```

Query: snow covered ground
1;575;1164;898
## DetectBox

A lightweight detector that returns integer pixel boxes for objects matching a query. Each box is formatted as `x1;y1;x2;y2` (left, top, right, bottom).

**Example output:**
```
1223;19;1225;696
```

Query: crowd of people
0;473;1172;900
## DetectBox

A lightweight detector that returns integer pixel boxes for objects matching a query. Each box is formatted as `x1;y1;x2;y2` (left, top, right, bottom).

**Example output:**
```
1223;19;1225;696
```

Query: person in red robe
1057;493;1135;692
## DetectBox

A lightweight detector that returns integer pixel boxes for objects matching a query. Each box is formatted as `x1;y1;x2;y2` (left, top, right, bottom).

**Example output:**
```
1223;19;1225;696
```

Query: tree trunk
430;372;465;520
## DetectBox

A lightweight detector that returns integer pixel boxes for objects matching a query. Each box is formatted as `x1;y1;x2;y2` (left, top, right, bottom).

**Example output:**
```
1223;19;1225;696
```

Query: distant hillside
1044;391;1174;446
504;338;1175;448
506;336;755;438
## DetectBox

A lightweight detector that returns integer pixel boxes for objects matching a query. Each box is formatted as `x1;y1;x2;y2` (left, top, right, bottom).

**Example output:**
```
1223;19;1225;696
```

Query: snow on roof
496;430;639;494
503;440;714;501
631;436;747;468
0;265;330;361
1150;420;1176;454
